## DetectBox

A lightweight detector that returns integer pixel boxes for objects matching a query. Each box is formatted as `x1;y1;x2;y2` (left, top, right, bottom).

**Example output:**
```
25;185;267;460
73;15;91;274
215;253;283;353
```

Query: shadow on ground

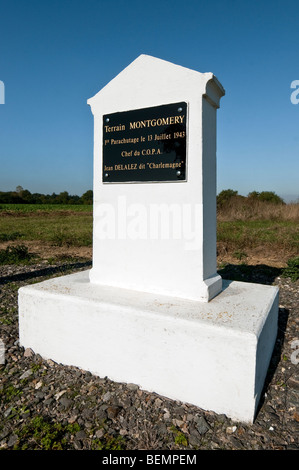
256;304;289;413
218;262;290;421
0;260;92;286
218;263;283;285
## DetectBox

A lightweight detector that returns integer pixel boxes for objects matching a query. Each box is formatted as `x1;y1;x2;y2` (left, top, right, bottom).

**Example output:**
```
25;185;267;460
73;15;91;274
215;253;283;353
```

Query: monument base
18;270;279;423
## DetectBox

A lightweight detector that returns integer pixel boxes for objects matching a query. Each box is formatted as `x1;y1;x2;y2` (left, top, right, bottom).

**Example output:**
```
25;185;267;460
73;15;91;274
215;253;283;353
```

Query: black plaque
102;101;187;183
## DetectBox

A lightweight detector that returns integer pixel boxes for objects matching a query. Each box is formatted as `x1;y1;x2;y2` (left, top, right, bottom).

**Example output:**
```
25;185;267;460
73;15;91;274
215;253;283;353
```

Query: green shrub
0;245;33;264
247;191;284;205
16;416;80;450
217;189;239;209
0;231;23;241
282;256;299;281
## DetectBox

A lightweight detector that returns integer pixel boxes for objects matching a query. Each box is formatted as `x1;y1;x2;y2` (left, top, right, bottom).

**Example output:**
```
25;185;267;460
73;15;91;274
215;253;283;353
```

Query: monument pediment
88;54;225;114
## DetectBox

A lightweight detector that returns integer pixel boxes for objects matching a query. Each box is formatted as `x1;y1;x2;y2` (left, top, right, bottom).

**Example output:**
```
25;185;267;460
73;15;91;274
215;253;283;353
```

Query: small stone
20;369;33;380
194;416;210;435
107;406;121;419
172;418;184;428
96;408;108;422
35;391;44;400
82;408;94;419
68;415;78;424
75;430;87;440
73;440;82;450
103;392;111;402
0;428;10;440
46;359;55;367
24;348;34;358
43;398;53;406
229;436;244;449
226;425;237;434
95;429;104;439
4;406;14;419
188;426;201;446
154;398;163;408
60;397;72;409
288;375;299;390
55;390;67;400
127;383;139;391
7;434;18;448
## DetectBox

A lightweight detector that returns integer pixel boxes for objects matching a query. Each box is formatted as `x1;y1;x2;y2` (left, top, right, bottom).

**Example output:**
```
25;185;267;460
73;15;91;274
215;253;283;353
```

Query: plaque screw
176;170;181;177
178;107;183;112
104;173;109;178
105;117;110;122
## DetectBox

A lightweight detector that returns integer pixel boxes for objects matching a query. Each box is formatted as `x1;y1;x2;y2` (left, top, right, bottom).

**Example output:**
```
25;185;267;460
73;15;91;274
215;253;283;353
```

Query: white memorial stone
18;55;279;423
88;54;224;302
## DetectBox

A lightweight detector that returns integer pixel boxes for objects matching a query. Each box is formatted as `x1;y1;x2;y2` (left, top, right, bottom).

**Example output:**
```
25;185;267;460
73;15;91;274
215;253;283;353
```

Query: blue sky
0;0;298;201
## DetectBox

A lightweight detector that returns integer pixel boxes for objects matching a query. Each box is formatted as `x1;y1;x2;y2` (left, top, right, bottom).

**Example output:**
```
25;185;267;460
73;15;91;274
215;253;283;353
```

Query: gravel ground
0;260;298;451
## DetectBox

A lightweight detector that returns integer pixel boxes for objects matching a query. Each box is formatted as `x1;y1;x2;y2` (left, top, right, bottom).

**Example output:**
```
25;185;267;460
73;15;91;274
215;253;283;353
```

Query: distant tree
56;191;70;204
247;191;260;199
0;189;93;205
21;189;32;203
258;191;285;205
217;189;238;209
81;190;93;204
248;191;284;205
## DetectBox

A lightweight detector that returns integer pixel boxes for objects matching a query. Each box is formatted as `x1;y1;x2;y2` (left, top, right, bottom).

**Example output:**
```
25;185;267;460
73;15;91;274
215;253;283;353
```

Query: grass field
0;202;298;268
0;204;93;249
217;199;299;265
217;219;298;253
0;203;92;212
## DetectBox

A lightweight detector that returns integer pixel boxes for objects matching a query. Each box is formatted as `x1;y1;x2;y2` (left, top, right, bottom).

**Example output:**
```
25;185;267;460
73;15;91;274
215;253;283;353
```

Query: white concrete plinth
18;271;279;423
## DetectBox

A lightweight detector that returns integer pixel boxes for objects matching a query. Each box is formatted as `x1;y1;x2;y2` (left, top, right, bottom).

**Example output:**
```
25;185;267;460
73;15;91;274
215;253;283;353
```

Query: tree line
0;187;286;207
217;189;285;209
0;187;93;205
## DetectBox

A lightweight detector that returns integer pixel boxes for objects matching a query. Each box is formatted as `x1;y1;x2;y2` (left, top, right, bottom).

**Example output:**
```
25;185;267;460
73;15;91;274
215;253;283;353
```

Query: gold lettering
104;124;125;132
129;114;185;130
154;133;171;141
121;150;133;157
114;163;137;171
147;161;182;169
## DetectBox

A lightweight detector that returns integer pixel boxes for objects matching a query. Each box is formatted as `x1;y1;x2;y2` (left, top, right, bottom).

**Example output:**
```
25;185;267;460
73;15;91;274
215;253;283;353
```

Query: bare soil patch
0;240;92;262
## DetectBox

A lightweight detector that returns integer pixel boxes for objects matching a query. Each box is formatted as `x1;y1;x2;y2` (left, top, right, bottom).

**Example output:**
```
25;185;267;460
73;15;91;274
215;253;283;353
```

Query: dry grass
218;198;299;222
217;200;299;266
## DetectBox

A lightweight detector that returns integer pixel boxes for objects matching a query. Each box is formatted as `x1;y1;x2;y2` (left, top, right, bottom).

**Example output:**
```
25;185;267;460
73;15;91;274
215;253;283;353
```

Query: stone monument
18;55;279;423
